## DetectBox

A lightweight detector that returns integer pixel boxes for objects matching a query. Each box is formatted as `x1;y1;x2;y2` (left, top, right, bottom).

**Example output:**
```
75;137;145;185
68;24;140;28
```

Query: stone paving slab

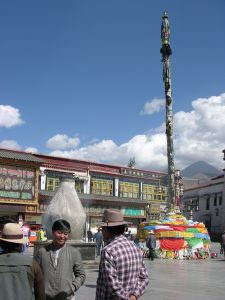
27;242;225;300
76;243;225;300
77;256;225;300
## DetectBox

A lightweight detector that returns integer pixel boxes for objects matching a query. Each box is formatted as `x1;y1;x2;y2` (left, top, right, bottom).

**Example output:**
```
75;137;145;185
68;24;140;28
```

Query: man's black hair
106;224;126;236
0;217;16;231
0;240;21;253
52;219;71;233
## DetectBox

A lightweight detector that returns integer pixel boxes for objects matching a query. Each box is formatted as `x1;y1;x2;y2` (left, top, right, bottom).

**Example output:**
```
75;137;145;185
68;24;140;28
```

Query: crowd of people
0;209;149;300
2;209;225;299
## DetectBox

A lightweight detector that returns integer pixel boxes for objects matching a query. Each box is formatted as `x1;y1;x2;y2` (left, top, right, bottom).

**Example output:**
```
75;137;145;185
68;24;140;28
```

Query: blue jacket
93;231;103;245
146;234;156;249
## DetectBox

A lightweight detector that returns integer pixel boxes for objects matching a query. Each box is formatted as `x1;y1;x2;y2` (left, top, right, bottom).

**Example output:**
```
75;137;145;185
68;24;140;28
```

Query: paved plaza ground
27;243;225;300
77;257;225;300
76;242;225;300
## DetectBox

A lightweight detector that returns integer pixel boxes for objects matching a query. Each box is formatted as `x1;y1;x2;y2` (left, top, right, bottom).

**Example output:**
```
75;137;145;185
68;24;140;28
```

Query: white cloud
1;93;224;173
0;140;21;150
46;134;80;150
49;135;167;171
47;93;225;171
49;139;118;162
0;140;39;154
140;98;165;115
25;147;39;154
173;93;225;170
0;105;24;128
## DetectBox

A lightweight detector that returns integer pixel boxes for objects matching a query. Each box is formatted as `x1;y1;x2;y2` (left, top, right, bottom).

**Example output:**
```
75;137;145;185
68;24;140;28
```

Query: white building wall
39;167;46;190
183;176;224;235
140;182;143;199
221;168;225;231
85;175;91;194
114;178;119;197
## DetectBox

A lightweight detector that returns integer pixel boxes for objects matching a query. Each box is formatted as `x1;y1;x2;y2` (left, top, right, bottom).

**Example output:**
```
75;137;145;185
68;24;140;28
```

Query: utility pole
160;12;175;210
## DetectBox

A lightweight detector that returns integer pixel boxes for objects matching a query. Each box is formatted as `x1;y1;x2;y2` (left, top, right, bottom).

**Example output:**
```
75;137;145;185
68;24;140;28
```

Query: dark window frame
206;197;210;210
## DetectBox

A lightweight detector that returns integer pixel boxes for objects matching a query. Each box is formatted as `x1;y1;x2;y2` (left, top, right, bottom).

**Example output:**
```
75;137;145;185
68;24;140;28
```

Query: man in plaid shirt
95;209;149;300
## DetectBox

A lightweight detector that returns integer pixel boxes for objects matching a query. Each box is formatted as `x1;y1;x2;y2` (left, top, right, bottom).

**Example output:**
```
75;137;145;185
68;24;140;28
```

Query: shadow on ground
84;284;96;288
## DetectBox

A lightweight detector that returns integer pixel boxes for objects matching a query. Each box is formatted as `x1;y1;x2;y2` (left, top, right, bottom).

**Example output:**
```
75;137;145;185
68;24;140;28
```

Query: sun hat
149;230;154;234
0;223;28;244
98;209;131;227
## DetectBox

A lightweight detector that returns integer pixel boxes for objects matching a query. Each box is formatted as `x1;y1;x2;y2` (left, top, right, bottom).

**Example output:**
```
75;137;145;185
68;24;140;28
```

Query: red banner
160;238;185;250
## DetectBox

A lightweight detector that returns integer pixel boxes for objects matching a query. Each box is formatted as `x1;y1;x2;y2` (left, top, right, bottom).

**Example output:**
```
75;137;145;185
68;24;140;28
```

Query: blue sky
0;0;225;171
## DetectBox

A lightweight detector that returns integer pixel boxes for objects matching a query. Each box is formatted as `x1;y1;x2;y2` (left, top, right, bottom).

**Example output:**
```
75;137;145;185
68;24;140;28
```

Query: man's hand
130;295;137;300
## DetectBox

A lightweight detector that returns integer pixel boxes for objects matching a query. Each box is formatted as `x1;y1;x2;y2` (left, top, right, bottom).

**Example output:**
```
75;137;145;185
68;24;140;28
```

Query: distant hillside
182;161;222;179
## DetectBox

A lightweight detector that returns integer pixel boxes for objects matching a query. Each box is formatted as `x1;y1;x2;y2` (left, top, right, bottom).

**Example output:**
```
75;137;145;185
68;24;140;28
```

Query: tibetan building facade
0;149;43;226
0;148;168;233
181;149;225;241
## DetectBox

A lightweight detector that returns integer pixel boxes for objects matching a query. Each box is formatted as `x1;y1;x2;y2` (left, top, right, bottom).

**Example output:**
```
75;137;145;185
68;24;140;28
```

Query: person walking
146;231;156;261
35;219;85;300
93;228;103;256
220;230;225;258
126;230;133;241
95;209;149;300
0;223;45;300
87;228;93;242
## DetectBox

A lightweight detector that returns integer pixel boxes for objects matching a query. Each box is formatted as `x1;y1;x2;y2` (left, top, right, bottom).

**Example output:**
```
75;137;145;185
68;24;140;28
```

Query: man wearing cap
35;219;85;300
146;231;156;261
93;228;103;256
0;222;45;300
95;209;149;300
220;230;225;258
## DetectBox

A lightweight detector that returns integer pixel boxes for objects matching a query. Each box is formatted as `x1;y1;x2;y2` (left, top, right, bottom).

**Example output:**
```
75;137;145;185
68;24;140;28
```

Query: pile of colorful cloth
136;212;211;259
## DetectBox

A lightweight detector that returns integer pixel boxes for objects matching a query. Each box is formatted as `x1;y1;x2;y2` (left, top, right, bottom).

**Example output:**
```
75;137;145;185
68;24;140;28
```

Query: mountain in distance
181;160;222;179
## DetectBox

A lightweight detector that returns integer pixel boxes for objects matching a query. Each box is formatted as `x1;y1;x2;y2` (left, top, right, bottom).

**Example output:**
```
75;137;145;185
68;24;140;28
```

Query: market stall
136;212;211;259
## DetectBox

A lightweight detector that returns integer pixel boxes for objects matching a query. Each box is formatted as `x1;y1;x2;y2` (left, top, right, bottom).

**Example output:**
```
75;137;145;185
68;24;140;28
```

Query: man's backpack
146;237;152;248
0;253;34;300
146;235;156;249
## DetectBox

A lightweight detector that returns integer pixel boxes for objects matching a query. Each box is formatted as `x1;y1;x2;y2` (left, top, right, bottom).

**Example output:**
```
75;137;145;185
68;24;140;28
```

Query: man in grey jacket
220;230;225;258
0;223;45;300
146;231;156;261
35;219;85;300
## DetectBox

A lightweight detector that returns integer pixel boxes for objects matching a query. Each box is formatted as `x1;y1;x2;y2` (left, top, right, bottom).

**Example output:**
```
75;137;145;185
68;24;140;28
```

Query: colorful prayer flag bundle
136;211;210;260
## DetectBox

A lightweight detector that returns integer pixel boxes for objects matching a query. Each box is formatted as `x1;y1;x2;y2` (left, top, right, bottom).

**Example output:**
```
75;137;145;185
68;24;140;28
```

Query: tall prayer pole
160;12;175;210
